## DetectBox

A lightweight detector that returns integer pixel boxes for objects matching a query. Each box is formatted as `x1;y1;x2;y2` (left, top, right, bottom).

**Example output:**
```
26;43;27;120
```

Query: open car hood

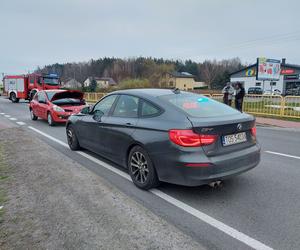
50;90;84;102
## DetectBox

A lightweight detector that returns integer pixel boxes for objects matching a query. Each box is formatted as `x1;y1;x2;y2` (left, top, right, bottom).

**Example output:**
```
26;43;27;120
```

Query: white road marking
0;113;5;115
28;126;273;250
265;151;300;160
16;121;26;126
9;118;17;121
4;115;10;118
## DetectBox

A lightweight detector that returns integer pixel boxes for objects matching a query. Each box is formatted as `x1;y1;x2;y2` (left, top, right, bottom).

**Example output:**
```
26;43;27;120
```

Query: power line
199;31;300;55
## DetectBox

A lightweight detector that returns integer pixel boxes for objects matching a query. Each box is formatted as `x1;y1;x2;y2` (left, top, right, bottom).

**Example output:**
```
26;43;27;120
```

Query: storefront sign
245;69;256;77
281;69;295;74
256;57;281;81
284;74;299;80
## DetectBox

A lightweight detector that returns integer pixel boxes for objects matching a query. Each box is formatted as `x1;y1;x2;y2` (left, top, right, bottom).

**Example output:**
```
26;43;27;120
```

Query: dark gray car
66;89;260;190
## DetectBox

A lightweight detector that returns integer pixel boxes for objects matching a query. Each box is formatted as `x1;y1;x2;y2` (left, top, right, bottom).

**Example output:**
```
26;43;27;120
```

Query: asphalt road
1;96;300;250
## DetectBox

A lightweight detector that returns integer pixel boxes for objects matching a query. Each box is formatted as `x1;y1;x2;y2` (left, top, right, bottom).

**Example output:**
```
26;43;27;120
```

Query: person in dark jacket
234;82;245;111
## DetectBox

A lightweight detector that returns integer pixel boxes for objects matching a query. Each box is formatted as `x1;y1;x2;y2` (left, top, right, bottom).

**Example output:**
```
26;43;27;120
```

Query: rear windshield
159;93;240;117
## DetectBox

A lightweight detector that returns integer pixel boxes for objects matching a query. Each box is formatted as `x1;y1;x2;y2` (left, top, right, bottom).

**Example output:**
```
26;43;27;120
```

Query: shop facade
230;59;300;95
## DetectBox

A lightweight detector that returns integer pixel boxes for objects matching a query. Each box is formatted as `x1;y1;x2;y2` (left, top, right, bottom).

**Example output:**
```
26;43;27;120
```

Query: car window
93;95;117;115
37;92;46;103
112;95;139;118
141;100;160;117
159;93;240;118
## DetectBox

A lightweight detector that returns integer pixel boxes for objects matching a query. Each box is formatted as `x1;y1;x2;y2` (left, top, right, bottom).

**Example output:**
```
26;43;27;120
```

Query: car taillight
251;126;257;137
169;129;217;147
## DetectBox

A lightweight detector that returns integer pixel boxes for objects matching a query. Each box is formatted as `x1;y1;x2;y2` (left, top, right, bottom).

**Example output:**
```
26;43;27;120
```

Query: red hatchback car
29;89;87;126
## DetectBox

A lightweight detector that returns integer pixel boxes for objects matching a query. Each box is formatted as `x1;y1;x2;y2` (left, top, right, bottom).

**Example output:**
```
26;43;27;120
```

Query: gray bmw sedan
66;89;260;190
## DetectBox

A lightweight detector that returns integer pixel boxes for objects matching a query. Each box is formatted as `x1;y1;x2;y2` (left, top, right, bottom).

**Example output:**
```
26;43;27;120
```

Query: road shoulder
0;126;204;249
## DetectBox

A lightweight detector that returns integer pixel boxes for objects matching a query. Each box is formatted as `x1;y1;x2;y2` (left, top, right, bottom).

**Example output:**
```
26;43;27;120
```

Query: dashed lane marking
16;121;26;126
4;115;10;118
9;118;17;121
28;125;273;250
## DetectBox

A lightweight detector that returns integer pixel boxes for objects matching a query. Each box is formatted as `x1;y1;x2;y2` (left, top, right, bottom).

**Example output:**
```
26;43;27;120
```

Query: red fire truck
3;73;61;102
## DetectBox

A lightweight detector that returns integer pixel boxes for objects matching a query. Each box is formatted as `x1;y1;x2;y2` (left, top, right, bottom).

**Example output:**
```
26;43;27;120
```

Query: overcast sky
1;0;300;74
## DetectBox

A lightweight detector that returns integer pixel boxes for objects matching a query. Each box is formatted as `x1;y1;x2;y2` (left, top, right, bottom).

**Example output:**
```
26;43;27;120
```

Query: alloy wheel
48;114;52;125
130;152;149;184
67;129;74;146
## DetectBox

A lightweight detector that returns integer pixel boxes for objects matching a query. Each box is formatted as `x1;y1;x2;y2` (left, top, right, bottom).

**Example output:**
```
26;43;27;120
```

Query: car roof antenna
172;88;180;94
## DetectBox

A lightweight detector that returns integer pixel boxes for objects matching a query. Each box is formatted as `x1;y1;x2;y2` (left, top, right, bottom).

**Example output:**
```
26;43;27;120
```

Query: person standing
222;82;234;106
234;82;245;111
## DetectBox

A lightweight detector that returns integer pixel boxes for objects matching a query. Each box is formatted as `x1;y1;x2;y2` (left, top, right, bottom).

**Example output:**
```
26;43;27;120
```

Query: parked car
29;89;87;126
263;89;281;96
248;87;263;95
285;87;300;96
66;89;260;190
273;89;281;95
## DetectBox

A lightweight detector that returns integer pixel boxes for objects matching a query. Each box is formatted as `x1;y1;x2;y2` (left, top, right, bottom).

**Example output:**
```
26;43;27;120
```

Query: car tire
30;109;38;120
47;112;55;126
128;146;160;190
10;92;19;103
66;125;80;150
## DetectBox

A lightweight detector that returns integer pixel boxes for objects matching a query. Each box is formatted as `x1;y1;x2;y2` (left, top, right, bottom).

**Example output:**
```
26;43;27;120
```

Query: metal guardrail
84;92;300;119
243;94;284;117
211;94;300;119
283;96;300;118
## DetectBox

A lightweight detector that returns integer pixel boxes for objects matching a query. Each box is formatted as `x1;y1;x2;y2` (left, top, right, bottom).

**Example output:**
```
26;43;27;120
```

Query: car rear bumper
152;144;261;186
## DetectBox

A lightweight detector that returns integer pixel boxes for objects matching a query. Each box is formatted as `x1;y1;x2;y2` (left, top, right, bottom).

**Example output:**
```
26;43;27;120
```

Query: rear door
30;93;39;116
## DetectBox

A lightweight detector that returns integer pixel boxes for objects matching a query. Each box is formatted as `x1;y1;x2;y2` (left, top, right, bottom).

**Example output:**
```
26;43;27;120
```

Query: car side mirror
92;110;104;122
81;106;91;114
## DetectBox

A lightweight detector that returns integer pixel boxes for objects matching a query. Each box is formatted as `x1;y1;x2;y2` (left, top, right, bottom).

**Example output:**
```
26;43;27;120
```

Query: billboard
256;58;281;81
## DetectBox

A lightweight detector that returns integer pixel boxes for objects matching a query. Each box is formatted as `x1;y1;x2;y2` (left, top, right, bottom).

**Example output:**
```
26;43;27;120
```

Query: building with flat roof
230;58;300;95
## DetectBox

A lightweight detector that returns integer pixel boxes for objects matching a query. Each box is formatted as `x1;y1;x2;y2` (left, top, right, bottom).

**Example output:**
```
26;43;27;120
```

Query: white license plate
222;132;247;146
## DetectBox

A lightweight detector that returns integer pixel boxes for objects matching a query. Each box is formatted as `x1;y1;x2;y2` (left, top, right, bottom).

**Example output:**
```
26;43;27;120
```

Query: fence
84;92;300;119
84;92;105;103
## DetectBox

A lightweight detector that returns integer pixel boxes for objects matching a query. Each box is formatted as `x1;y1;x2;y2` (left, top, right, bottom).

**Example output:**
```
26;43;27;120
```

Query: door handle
125;122;133;126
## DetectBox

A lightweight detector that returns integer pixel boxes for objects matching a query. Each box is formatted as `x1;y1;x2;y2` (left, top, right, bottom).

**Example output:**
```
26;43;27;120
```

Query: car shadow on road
157;174;254;204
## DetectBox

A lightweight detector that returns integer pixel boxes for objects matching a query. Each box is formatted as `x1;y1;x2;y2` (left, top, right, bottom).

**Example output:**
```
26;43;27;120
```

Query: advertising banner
256;58;281;81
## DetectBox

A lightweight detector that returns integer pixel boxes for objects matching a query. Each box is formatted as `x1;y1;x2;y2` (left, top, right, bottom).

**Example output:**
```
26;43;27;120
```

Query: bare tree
200;60;220;89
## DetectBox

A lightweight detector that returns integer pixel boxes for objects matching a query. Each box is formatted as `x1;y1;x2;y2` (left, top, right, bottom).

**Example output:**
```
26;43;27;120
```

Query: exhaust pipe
208;180;222;188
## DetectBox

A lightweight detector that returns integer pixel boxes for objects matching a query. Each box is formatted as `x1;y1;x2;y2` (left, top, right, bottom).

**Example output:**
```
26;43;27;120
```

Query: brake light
251;126;257;137
169;129;217;147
